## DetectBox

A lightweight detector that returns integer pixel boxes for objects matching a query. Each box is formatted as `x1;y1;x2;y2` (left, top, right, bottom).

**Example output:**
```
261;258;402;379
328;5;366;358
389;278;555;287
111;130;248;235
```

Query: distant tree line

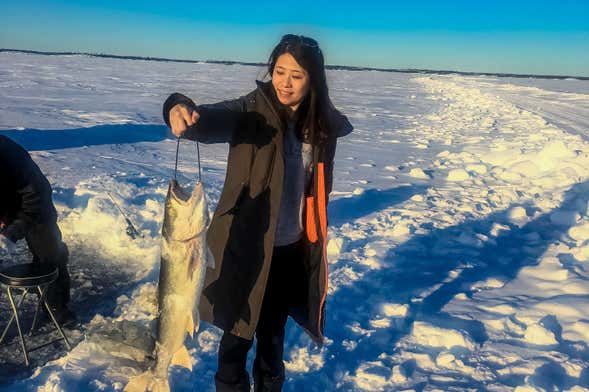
1;48;587;81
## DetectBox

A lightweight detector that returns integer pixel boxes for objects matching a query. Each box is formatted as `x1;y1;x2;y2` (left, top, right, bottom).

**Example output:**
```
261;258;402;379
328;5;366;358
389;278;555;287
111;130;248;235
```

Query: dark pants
25;220;70;308
215;239;307;392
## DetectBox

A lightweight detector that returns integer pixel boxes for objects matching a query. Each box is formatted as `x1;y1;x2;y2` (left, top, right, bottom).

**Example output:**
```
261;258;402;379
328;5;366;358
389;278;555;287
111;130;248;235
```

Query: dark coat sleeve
0;137;55;242
335;115;353;138
163;92;250;144
331;107;353;138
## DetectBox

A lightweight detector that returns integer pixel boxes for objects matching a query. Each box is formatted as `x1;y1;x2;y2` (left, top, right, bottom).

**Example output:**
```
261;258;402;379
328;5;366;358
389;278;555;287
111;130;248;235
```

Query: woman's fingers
170;104;199;137
170;112;186;137
169;105;186;136
191;111;200;124
182;105;196;126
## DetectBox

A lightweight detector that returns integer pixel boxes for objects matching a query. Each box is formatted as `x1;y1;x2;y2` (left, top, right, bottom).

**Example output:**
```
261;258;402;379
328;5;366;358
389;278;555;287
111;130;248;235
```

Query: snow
408;322;476;350
447;169;470;182
523;323;558;346
1;51;589;390
408;168;429;179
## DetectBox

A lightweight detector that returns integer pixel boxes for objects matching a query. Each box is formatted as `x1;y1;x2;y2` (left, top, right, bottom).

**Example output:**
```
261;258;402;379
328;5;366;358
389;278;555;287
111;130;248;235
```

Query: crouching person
0;135;72;321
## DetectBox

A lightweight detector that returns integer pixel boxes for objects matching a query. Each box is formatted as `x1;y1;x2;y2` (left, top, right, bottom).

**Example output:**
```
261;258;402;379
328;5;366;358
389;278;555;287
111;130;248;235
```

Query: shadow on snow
0;124;170;151
286;180;589;391
328;185;429;227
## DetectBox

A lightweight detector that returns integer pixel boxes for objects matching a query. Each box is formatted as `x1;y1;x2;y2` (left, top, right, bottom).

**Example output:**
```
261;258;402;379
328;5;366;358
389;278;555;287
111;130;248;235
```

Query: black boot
215;370;251;392
253;359;284;392
216;332;253;391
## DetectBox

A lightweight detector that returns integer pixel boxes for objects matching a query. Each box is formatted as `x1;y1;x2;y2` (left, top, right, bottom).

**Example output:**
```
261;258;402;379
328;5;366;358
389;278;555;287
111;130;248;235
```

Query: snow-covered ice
1;51;589;390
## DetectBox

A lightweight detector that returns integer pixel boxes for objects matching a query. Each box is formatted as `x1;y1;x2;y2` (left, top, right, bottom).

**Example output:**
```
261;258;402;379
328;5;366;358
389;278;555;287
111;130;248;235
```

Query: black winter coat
0;135;57;242
163;81;352;344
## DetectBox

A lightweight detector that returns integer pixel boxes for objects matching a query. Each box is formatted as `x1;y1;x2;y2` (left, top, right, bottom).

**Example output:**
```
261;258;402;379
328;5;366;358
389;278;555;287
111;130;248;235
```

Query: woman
163;34;352;391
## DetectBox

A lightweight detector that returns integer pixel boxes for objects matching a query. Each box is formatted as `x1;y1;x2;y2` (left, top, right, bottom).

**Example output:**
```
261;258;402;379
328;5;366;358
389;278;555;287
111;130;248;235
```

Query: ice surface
1;52;589;390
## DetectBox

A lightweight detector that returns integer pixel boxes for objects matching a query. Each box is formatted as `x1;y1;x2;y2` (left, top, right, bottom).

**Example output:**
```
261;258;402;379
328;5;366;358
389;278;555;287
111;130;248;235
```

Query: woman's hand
169;104;200;137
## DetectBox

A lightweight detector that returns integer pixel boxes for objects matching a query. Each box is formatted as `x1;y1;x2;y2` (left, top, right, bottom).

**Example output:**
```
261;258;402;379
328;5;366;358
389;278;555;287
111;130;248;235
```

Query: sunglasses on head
280;34;320;50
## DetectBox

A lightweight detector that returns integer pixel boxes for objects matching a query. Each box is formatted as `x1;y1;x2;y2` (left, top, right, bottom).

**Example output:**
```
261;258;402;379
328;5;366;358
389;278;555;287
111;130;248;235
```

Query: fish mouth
163;180;208;241
168;180;204;204
169;180;192;202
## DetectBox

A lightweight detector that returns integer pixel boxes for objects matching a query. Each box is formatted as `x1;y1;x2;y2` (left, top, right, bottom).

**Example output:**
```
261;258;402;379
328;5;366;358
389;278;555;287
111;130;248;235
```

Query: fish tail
124;371;170;392
170;345;193;370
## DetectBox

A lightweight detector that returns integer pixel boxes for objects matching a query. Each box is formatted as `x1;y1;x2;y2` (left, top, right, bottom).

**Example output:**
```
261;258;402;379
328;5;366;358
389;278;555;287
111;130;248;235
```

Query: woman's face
271;53;310;112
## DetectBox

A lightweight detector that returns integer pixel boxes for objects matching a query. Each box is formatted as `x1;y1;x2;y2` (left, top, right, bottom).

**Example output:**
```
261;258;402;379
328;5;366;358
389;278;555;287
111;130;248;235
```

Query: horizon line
1;48;588;81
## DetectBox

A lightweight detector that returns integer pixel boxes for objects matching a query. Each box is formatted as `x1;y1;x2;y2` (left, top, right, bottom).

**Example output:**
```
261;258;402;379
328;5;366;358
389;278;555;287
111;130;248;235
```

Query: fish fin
124;371;170;392
149;378;170;392
187;243;198;279
171;345;193;371
193;309;200;334
186;313;194;339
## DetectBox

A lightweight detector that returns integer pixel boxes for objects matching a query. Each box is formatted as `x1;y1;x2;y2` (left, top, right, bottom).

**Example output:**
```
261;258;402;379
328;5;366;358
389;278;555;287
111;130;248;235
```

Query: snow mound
353;361;391;390
409;322;476;350
447;169;470;182
471;278;505;291
369;318;391;328
535;140;576;168
389;365;408;383
382;303;409;318
507;206;528;223
409;168;429;179
284;346;325;373
524;323;558;345
327;237;344;259
568;223;589;241
490;222;511;237
567;320;589;344
390;223;411;238
567;387;589;392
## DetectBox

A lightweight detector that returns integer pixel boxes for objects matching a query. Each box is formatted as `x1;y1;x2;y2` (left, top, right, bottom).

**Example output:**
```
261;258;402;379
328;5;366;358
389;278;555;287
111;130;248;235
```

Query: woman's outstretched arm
163;92;251;144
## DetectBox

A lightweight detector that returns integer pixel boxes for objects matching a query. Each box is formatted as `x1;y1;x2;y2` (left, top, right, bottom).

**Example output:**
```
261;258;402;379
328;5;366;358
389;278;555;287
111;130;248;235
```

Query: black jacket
163;81;352;343
0;135;57;242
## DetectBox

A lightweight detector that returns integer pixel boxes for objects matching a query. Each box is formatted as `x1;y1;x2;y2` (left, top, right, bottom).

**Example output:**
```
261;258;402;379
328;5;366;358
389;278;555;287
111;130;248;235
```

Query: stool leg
0;288;28;345
30;285;48;335
37;286;71;350
7;287;30;366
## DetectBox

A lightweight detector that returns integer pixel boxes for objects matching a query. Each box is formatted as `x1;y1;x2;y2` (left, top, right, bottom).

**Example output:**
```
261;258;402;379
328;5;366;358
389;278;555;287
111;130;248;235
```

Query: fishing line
174;137;202;183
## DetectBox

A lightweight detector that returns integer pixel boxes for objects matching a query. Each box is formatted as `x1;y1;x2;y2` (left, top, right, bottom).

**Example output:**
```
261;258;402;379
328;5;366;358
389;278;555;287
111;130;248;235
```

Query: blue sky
1;0;588;76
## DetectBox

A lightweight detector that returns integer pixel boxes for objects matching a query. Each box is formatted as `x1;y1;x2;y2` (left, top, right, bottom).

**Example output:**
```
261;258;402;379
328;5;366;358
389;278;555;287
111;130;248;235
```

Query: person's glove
0;234;16;253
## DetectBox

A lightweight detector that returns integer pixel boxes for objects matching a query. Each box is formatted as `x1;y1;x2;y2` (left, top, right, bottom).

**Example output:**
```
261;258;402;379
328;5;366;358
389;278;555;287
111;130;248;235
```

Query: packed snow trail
320;76;589;391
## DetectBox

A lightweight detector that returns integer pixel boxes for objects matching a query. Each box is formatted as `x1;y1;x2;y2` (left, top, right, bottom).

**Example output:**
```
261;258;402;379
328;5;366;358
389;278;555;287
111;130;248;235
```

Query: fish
125;180;213;392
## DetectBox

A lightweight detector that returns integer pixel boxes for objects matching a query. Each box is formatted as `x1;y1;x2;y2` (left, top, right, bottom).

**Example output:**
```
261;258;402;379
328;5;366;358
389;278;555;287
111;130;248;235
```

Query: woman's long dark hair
267;34;332;146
